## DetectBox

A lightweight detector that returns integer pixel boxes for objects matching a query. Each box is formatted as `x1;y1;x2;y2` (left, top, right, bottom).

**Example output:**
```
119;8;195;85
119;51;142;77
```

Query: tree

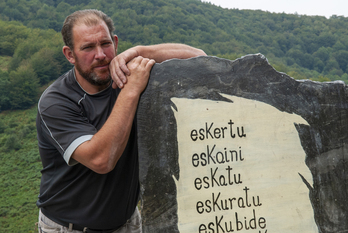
30;47;62;84
313;58;325;73
8;38;43;71
0;20;29;56
0;69;10;111
318;32;337;48
323;58;340;74
313;47;330;62
8;64;39;110
335;50;348;73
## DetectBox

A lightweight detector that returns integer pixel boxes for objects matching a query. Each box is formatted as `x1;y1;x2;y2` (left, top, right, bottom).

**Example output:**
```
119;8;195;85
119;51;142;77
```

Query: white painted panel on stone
172;95;317;233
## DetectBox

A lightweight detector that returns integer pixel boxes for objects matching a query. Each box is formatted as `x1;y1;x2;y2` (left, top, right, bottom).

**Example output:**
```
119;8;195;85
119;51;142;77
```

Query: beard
75;58;111;87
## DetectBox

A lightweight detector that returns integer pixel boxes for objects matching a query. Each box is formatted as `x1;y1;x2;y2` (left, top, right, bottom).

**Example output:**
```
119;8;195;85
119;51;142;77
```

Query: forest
1;0;348;111
0;0;348;231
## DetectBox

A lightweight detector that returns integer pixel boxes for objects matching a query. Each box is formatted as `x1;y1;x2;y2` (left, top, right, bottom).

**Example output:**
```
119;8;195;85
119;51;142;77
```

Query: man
36;9;206;233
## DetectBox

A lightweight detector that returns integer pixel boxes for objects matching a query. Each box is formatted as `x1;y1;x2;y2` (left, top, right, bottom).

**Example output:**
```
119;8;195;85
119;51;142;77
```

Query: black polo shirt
36;69;139;229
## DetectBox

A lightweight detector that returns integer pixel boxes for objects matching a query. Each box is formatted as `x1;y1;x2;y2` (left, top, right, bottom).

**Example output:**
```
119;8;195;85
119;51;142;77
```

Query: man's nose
95;46;106;60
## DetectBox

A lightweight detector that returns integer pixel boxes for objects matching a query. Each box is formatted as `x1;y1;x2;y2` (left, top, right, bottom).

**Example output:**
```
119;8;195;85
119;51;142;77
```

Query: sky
201;0;347;18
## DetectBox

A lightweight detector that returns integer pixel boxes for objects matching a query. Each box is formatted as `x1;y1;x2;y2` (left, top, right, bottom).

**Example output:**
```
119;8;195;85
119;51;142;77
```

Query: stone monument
137;54;347;233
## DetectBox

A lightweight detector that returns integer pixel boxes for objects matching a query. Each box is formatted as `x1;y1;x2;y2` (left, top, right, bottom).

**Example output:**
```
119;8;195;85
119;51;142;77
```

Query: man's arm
72;57;155;174
110;43;207;88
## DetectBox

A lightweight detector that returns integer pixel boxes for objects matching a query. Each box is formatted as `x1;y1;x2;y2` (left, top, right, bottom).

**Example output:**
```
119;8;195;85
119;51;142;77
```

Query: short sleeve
37;101;97;165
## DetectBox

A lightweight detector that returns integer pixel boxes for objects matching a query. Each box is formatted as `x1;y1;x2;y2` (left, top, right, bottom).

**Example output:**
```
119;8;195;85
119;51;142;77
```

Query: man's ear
62;46;76;64
113;35;119;55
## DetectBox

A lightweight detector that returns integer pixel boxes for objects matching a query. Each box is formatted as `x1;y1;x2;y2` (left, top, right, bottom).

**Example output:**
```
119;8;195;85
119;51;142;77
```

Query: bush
0;119;5;134
4;134;22;151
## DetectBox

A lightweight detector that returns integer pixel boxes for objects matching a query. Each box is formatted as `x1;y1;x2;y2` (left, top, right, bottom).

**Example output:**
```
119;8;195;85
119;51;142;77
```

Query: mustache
92;60;110;68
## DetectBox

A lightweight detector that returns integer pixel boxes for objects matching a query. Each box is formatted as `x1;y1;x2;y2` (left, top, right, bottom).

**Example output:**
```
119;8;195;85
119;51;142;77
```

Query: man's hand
110;48;139;89
109;43;206;89
123;56;155;95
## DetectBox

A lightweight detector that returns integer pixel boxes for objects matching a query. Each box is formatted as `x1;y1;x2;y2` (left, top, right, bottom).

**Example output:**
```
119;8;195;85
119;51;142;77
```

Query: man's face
71;21;117;87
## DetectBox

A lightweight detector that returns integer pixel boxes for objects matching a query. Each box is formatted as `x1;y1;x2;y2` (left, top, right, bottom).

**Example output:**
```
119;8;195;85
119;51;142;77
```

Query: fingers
147;59;156;69
122;56;155;94
115;63;129;88
110;53;155;90
110;56;131;89
127;56;154;73
142;57;155;70
110;49;140;89
131;56;155;70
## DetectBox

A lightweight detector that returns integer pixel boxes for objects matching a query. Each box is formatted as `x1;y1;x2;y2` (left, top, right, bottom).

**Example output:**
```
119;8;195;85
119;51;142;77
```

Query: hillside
2;1;348;112
0;106;40;232
1;0;348;231
1;1;348;85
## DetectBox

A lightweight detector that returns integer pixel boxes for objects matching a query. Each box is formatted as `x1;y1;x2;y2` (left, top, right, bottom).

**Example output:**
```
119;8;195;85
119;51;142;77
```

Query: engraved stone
137;54;348;233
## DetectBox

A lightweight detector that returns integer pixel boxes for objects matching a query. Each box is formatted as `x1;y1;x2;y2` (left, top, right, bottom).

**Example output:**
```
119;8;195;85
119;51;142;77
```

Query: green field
0;106;41;232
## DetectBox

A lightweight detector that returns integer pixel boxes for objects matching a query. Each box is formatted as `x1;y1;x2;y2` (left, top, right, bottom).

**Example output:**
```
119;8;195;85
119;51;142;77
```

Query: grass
0;106;41;232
